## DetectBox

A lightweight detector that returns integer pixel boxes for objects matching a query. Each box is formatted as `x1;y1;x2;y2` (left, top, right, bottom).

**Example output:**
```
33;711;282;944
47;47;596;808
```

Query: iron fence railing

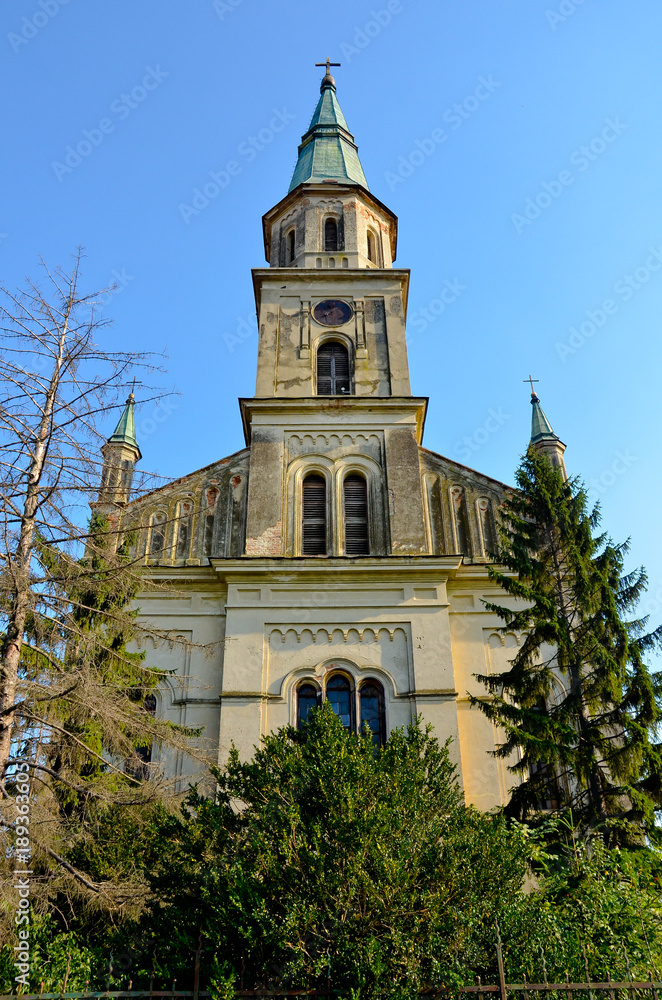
3;936;661;1000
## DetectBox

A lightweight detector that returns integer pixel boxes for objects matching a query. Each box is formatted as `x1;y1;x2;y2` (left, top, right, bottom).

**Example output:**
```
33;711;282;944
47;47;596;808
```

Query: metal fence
3;937;661;1000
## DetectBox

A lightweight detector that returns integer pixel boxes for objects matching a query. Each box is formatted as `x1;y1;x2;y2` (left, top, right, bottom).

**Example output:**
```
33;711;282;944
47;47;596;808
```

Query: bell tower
242;62;429;558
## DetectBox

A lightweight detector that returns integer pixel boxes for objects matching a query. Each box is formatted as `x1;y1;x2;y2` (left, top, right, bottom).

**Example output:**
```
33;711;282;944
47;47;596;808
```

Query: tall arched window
326;675;353;730
343;474;369;556
176;501;192;559
324;217;338;252
317;342;350;396
297;683;319;728
477;498;497;558
286;229;295;263
302;474;327;555
360;681;385;746
150;513;165;555
366;230;376;263
450;486;469;555
203;487;218;558
128;693;157;778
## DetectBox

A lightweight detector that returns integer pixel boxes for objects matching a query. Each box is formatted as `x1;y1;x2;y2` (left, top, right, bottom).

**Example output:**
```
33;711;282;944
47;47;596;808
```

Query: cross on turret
315;57;341;76
523;374;540;399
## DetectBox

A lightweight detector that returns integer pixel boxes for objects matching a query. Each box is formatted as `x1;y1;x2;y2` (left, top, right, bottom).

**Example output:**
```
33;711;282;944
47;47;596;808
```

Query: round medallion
312;299;354;327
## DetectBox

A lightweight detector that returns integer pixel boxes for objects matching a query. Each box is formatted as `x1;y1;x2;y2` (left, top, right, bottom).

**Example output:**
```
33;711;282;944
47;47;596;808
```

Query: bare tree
0;252;205;929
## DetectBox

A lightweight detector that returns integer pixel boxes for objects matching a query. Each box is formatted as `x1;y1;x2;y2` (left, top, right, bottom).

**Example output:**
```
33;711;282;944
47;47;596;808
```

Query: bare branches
0;253;201;937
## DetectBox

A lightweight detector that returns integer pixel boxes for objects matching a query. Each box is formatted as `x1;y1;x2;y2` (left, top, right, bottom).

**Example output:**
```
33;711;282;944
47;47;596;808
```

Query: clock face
313;299;354;327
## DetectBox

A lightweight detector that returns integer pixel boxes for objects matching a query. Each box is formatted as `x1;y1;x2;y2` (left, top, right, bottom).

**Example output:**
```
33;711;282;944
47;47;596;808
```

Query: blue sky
2;0;662;641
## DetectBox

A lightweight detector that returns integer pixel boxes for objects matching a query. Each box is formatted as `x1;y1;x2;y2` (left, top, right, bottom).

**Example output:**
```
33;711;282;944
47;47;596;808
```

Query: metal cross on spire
524;374;540;398
315;57;341;76
127;377;141;401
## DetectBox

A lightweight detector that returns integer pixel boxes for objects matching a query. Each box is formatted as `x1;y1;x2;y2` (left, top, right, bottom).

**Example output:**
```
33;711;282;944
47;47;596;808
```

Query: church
96;63;567;811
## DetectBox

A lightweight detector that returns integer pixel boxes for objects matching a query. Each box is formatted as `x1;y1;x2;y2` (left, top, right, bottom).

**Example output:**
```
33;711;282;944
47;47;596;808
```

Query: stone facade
100;74;526;810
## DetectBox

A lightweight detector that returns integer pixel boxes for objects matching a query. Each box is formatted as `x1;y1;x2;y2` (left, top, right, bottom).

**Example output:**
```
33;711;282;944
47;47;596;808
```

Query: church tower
115;66;524;810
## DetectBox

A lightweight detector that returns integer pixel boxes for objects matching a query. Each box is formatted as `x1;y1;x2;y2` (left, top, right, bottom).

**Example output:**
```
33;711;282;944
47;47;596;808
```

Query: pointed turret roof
530;391;560;444
288;68;368;192
107;392;139;451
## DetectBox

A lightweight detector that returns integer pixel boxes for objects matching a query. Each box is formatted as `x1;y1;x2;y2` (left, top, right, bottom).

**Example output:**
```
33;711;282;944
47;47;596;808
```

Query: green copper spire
108;391;139;450
530;391;559;444
288;62;368;192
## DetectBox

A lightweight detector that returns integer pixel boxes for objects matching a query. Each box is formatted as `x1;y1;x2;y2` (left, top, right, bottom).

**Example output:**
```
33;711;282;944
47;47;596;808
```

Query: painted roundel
312;299;354;327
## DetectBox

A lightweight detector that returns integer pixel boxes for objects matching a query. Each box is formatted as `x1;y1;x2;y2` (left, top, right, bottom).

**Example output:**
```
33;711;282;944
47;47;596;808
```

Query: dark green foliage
3;714;662;997
470;446;662;842
141;706;528;997
500;819;662;983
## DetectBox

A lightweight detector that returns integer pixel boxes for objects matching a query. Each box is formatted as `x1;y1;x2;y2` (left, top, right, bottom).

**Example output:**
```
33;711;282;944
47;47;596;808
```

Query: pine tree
0;255;200;942
1;512;198;939
470;445;662;843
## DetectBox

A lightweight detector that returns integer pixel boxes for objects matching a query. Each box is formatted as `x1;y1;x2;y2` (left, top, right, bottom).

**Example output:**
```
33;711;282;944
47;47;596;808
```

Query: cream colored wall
134;560;516;812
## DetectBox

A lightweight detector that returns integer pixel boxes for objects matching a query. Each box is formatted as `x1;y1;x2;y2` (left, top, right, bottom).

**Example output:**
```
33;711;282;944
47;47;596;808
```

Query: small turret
527;379;567;479
98;390;141;505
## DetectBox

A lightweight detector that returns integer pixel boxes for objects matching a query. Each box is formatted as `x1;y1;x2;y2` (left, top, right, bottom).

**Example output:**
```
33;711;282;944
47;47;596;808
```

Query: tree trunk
0;318;68;784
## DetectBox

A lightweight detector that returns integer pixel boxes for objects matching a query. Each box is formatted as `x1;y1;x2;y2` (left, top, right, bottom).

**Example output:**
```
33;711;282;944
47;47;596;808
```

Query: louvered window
367;230;376;263
302;474;327;555
360;681;384;746
317;342;351;396
343;474;369;556
324;217;338;251
287;229;295;263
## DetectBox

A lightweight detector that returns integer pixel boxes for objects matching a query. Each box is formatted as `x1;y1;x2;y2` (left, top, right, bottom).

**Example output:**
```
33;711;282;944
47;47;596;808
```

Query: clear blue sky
3;0;662;641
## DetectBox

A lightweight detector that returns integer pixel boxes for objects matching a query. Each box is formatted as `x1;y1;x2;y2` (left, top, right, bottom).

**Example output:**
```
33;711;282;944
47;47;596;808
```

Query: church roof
107;393;139;450
530;392;560;443
288;71;368;191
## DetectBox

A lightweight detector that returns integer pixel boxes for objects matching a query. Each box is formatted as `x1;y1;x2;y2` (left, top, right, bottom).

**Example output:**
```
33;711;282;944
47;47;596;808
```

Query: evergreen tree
140;706;528;998
1;513;197;943
471;446;662;842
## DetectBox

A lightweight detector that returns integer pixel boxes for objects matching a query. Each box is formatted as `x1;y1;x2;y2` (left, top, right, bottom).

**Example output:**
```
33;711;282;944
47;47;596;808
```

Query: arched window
360;681;384;746
477;498;497;558
324;217;339;252
302;474;327;555
176;501;192;559
343;474;369;556
450;486;469;555
326;675;353;730
203;487;218;557
128;693;157;779
366;230;376;263
317;342;350;395
286;229;295;263
150;513;165;555
297;683;319;728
